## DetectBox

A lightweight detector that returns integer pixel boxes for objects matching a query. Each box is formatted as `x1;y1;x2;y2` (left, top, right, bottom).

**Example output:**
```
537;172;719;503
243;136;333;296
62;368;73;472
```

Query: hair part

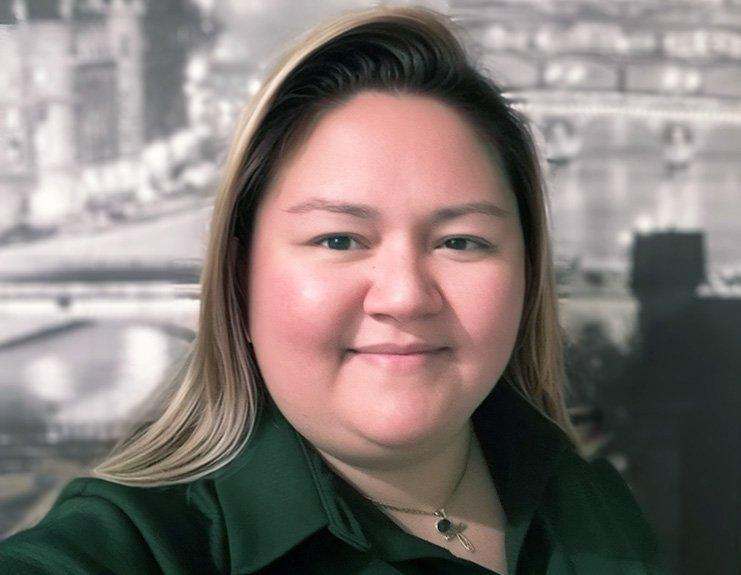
93;6;580;487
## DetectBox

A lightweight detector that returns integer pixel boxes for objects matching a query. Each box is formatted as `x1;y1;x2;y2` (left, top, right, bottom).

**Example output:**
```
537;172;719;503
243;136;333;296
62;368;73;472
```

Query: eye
440;237;493;252
312;234;493;252
314;234;365;251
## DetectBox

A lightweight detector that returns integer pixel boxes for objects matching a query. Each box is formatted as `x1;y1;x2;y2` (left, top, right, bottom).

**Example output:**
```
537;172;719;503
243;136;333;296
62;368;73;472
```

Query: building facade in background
0;0;145;229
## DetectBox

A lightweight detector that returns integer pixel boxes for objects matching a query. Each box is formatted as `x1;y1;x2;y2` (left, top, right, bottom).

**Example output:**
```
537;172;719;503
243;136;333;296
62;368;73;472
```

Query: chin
347;399;455;449
361;424;436;449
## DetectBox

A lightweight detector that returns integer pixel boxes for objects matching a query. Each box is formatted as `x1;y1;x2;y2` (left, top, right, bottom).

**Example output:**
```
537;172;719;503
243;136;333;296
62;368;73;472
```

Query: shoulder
543;448;669;573
0;476;226;574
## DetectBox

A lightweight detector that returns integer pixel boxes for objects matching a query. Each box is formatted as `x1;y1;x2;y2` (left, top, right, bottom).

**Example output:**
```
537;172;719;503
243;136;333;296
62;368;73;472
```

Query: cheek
248;260;353;352
456;264;525;354
247;258;360;426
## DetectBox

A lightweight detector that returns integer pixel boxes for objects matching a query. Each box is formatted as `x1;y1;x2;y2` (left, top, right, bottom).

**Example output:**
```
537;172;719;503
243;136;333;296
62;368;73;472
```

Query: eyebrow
283;198;510;223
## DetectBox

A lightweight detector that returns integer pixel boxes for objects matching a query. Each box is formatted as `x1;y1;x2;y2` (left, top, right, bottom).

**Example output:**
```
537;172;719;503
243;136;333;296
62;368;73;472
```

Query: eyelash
312;234;494;252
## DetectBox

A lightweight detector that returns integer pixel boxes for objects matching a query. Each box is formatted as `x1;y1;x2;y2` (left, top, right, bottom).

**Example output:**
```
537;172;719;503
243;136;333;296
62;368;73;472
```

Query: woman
0;6;666;574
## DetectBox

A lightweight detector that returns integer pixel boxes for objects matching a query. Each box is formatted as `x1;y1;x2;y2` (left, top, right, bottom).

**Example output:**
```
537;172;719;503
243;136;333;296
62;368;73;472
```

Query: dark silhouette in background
623;231;740;575
565;230;741;574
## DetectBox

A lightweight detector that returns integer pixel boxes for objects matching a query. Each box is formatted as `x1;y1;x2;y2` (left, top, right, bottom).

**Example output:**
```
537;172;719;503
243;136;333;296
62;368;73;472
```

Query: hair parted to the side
93;5;580;487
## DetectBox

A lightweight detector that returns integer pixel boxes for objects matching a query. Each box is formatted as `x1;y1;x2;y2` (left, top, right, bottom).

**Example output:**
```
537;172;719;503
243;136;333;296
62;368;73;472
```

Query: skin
245;91;526;519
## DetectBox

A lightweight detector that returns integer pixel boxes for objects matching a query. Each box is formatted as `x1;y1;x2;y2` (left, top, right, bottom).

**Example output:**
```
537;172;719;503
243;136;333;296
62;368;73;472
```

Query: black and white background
1;1;740;573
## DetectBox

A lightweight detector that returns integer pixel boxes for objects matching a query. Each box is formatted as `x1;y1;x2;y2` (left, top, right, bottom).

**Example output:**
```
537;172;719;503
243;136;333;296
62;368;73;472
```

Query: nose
363;245;444;323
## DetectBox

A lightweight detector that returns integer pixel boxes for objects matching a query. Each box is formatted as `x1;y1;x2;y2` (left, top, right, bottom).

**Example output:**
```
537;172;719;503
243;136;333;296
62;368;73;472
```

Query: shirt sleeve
0;480;161;574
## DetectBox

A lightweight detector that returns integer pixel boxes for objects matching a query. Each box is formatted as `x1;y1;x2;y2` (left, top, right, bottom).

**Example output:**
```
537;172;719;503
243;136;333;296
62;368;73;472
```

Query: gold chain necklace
362;434;476;553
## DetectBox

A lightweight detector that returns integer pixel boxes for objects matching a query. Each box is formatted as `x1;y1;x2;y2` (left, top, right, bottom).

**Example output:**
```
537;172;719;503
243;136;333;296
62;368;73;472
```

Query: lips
347;343;450;374
350;342;447;355
348;345;448;374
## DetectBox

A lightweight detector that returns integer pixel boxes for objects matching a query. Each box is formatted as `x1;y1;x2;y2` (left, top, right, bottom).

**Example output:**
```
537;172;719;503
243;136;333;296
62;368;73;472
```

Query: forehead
262;91;513;212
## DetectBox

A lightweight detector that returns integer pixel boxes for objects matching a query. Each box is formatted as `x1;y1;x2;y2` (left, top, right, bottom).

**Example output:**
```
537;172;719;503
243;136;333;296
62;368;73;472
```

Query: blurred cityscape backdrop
1;1;740;573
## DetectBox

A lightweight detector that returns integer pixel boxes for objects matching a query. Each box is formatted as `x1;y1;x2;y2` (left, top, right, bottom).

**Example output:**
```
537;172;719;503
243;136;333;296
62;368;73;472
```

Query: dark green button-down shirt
0;382;668;574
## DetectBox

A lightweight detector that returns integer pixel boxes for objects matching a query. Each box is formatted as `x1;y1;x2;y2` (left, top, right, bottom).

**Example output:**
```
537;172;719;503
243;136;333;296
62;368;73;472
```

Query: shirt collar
211;382;571;573
474;382;572;569
211;392;355;574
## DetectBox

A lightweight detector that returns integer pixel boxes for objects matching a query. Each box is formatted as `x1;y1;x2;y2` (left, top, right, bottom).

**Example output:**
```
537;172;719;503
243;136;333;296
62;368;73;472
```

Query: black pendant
436;518;452;533
433;508;476;552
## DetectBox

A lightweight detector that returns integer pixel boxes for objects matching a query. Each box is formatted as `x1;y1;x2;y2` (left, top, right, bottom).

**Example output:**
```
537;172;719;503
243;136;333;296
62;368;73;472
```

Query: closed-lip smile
347;343;450;374
350;343;448;355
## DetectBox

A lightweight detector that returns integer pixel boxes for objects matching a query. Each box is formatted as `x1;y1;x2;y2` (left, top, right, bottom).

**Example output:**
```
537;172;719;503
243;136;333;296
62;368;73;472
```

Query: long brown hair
93;6;579;486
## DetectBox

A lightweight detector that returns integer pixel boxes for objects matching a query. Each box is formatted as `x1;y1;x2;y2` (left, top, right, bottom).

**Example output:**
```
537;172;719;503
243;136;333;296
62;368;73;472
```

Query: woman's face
246;92;526;464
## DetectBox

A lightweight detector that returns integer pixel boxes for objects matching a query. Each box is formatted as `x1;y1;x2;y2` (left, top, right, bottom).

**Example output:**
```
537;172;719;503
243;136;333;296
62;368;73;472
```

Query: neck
314;420;474;512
